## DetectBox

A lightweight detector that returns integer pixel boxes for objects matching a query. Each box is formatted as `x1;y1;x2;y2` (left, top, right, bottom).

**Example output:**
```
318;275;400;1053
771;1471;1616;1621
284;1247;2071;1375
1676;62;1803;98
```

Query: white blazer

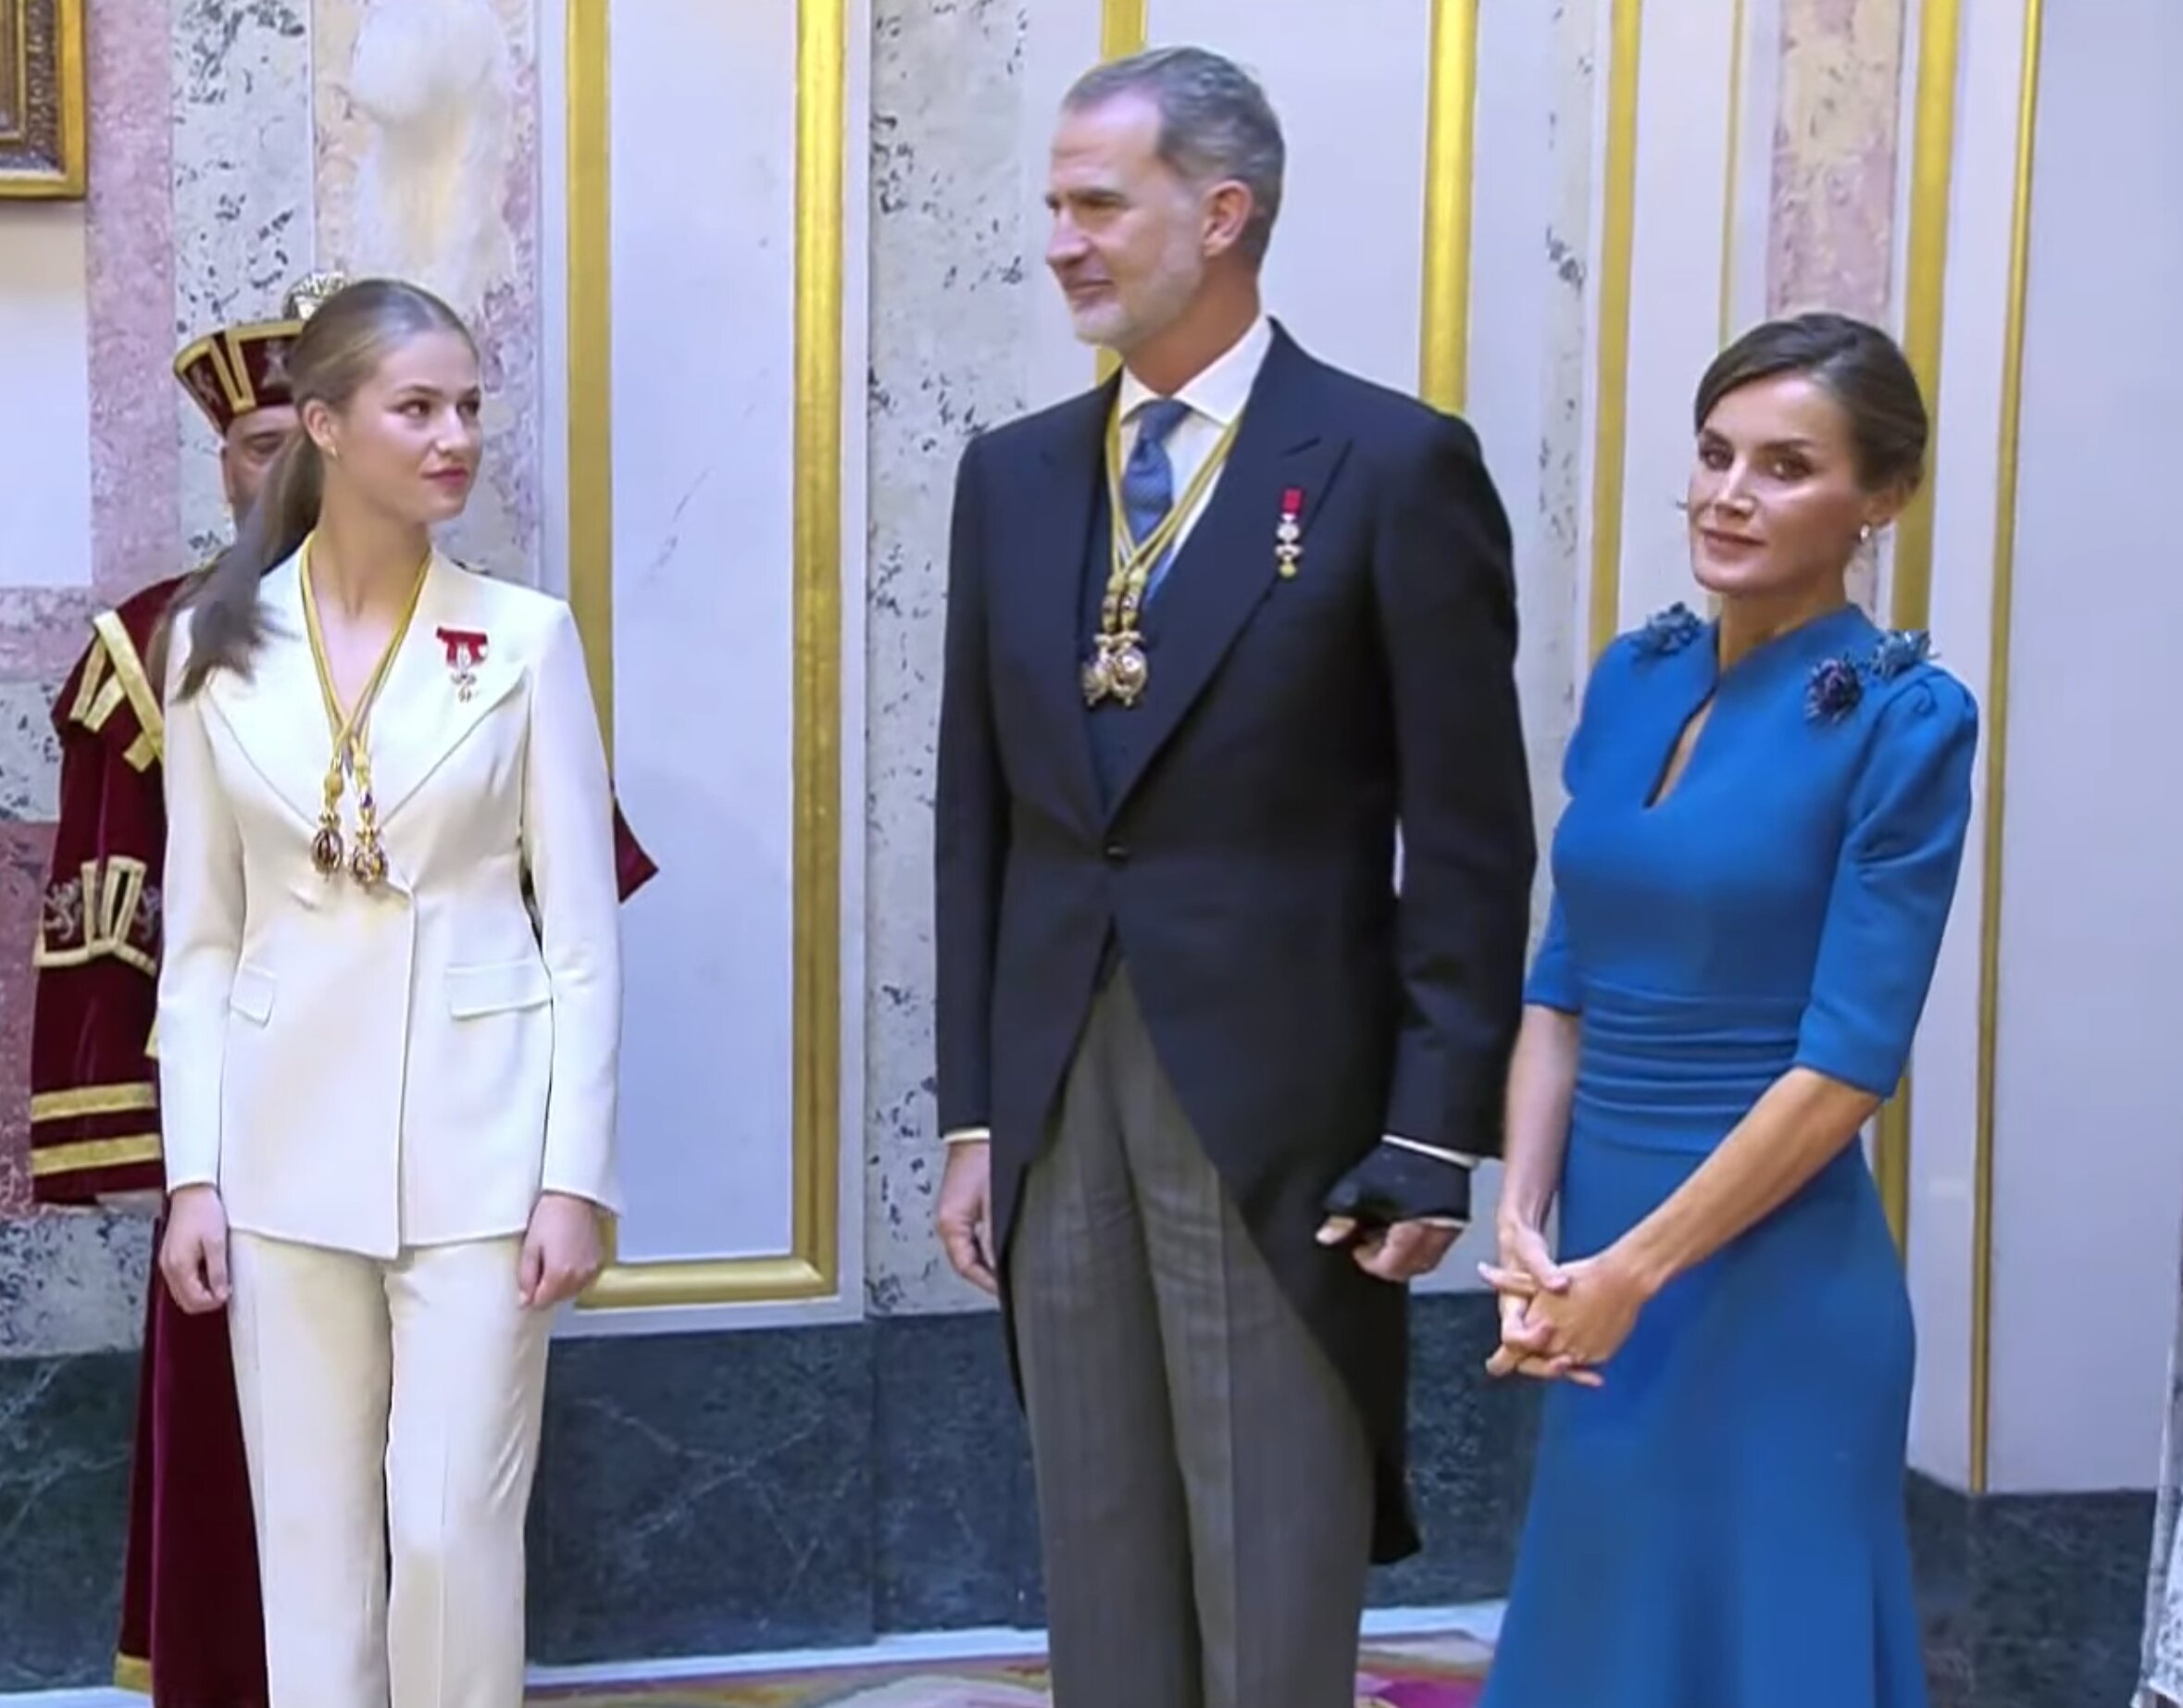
157;550;622;1259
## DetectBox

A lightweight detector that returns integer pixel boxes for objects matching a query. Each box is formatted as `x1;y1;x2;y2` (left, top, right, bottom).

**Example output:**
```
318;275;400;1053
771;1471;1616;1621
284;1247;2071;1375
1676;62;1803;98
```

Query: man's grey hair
1064;46;1286;263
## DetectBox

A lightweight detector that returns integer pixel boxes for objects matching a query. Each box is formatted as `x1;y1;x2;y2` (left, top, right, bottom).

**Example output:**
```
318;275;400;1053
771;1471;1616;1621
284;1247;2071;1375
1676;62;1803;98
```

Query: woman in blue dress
1479;312;1977;1708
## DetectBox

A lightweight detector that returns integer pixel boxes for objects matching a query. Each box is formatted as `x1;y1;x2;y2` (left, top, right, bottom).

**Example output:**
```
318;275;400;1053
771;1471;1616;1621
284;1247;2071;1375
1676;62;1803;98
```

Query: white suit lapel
367;552;521;825
202;556;331;831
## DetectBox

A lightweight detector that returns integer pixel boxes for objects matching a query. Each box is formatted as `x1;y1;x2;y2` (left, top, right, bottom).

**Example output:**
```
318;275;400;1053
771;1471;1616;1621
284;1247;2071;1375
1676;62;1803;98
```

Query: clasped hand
1478;1223;1652;1387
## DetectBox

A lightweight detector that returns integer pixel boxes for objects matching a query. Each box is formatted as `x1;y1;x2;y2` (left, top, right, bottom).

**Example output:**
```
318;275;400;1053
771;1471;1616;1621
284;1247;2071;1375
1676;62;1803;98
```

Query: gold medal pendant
1081;645;1115;706
1085;401;1244;709
349;833;390;888
311;768;347;876
1106;635;1150;705
299;534;431;888
348;785;390;888
311;812;346;876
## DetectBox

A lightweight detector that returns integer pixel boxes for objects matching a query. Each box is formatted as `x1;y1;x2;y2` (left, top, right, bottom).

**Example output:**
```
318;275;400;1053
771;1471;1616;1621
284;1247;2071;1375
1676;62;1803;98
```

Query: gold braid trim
90;609;166;769
32;1135;164;1178
68;640;109;726
31;1082;156;1122
33;855;158;975
82;672;127;734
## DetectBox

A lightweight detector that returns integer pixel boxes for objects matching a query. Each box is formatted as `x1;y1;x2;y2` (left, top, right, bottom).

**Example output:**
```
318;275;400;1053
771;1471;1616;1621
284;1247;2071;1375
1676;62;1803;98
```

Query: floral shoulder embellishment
1635;602;1704;656
1869;628;1933;681
1805;629;1940;723
1805;656;1865;723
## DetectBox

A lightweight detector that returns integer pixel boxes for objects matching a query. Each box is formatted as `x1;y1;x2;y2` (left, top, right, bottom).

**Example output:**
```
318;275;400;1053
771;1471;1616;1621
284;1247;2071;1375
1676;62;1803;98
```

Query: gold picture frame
0;0;86;199
567;0;850;1309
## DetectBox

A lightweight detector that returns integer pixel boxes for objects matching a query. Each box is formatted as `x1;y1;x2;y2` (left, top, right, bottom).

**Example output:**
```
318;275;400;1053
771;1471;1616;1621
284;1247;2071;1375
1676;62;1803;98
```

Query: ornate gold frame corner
0;0;88;200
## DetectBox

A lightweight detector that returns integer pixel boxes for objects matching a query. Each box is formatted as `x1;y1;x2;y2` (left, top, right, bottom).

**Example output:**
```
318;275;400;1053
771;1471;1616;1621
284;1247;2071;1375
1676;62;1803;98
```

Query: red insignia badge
435;627;489;702
1276;487;1304;579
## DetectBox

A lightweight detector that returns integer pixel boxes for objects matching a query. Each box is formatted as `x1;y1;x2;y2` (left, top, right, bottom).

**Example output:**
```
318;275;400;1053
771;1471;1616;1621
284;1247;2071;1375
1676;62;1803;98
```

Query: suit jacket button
1104;842;1129;864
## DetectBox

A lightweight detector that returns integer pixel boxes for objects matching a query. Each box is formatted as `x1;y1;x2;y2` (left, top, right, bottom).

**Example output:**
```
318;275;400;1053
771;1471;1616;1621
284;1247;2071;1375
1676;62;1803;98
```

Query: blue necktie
1122;398;1192;602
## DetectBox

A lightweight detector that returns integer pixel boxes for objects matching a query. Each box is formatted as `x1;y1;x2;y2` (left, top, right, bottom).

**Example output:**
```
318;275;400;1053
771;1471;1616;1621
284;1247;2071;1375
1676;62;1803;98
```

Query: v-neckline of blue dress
1641;602;1871;814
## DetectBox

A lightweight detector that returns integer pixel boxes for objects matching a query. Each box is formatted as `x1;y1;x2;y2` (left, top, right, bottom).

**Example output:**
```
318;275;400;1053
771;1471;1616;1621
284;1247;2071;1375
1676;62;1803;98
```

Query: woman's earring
1858;522;1874;543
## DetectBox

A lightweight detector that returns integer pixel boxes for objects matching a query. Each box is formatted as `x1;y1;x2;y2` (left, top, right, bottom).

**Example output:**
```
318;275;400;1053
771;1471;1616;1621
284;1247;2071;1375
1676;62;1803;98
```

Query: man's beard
1070;247;1206;355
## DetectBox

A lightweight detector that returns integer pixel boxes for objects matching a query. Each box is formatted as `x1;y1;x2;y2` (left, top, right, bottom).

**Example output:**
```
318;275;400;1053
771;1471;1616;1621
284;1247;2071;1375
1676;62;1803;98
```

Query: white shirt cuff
1383;1134;1478;1168
942;1127;992;1145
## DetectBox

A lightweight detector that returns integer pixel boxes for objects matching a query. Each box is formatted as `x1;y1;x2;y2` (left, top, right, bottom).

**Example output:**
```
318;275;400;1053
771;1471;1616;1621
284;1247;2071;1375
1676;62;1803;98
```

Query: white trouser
226;1232;551;1708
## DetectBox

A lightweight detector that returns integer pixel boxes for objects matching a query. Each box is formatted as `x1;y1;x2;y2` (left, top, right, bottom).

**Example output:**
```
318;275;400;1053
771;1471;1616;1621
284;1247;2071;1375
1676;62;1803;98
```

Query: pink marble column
0;0;179;678
85;0;180;605
1766;0;1909;612
1766;0;1908;320
0;5;177;1206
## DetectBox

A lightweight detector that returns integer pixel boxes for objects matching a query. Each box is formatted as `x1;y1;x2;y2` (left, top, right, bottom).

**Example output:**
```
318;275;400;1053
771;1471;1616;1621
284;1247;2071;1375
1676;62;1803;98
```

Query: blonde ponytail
171;435;324;699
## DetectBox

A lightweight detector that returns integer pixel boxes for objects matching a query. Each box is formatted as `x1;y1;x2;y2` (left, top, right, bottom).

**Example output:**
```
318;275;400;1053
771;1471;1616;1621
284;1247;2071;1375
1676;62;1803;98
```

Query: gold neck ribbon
1082;402;1244;708
299;534;430;887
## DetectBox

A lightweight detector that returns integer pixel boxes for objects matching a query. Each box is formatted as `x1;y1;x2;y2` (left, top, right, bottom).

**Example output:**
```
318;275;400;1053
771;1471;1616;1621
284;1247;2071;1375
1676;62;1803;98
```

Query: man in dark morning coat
932;45;1536;1708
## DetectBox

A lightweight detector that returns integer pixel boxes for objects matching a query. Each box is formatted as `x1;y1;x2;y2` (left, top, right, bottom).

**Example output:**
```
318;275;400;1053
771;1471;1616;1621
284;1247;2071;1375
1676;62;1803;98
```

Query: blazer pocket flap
229;964;276;1025
447;958;553;1019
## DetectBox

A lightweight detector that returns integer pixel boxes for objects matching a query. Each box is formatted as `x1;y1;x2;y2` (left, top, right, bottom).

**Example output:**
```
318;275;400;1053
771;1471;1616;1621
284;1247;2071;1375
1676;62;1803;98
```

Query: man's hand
1337;1219;1462;1283
936;1140;998;1295
160;1185;231;1315
1316;1141;1470;1282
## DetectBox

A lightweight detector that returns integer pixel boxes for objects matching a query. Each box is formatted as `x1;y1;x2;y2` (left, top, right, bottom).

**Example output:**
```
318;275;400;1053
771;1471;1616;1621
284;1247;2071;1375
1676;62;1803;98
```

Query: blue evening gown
1482;602;1977;1708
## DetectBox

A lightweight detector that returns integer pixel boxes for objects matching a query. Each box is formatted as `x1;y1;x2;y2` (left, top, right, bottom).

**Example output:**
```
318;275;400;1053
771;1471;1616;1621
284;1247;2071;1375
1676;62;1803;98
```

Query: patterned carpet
531;1636;1491;1707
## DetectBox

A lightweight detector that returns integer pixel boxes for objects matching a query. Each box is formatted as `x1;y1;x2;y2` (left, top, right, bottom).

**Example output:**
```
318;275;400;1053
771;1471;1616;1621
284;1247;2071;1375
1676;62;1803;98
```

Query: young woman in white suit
155;278;622;1708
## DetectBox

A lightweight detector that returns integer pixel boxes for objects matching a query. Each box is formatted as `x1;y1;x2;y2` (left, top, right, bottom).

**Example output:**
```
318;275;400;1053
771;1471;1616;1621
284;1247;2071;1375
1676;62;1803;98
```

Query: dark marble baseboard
1909;1470;2156;1708
0;1353;136;1691
2;1300;2155;1699
528;1325;879;1661
0;1292;1532;1687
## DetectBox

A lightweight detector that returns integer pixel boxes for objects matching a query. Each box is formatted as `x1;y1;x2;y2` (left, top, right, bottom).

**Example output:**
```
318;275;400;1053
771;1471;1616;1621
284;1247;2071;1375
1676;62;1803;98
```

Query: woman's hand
160;1185;231;1314
519;1192;605;1310
1479;1220;1602;1388
1509;1243;1655;1371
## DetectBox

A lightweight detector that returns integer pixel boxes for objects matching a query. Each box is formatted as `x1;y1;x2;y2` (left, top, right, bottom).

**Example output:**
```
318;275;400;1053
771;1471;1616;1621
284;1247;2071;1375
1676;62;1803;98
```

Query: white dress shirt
1113;312;1274;560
